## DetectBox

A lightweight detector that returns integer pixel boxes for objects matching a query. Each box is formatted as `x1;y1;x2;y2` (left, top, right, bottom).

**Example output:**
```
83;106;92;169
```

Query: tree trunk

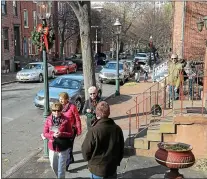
76;34;81;53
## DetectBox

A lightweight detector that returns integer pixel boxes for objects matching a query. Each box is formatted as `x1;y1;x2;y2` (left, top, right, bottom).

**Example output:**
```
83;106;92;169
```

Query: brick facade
173;2;207;61
1;1;22;72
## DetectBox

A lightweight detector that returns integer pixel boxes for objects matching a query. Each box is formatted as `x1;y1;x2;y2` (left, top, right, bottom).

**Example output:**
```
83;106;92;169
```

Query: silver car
34;74;102;112
99;61;130;85
16;62;55;82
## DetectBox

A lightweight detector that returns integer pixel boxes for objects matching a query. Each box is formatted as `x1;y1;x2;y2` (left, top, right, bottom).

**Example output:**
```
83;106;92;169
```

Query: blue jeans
49;149;69;178
169;85;178;100
189;79;193;98
90;172;117;179
144;72;148;81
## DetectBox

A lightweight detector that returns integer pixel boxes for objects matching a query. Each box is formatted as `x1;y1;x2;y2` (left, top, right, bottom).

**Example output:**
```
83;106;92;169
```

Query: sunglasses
52;110;61;112
90;93;96;95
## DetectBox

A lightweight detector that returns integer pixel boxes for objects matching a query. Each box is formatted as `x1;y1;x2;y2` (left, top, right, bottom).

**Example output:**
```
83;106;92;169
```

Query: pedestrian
59;92;82;171
82;101;125;179
134;62;142;83
167;53;183;100
143;64;150;82
184;61;196;100
43;102;73;179
82;86;102;130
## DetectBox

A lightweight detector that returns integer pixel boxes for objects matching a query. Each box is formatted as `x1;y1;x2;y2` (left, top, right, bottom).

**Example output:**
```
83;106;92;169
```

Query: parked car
65;53;83;70
98;61;130;85
34;74;102;112
134;53;149;65
54;60;77;75
16;62;55;83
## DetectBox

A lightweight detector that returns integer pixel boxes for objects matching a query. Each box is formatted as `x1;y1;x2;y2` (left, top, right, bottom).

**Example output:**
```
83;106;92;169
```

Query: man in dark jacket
82;101;125;179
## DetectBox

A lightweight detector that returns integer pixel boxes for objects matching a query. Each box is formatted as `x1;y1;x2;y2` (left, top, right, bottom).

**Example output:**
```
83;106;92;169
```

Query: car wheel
39;74;43;83
52;71;55;78
66;69;69;74
75;99;82;113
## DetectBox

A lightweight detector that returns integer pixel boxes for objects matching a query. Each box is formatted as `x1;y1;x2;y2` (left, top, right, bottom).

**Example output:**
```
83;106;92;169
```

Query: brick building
1;1;22;72
20;1;39;58
172;1;207;61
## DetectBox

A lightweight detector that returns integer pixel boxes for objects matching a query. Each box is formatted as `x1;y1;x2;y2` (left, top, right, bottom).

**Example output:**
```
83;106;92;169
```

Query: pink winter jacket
43;114;73;152
62;103;82;136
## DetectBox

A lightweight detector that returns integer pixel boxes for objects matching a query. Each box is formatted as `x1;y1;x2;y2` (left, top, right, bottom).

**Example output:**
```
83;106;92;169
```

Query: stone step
134;137;149;149
160;122;175;133
147;128;162;142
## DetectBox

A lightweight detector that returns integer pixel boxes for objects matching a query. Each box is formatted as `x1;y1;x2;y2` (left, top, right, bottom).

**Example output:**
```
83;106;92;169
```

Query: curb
2;148;43;178
1;81;17;85
2;93;115;178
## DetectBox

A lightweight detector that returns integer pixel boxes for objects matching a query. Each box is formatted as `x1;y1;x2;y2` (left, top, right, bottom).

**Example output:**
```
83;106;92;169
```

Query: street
2;71;115;175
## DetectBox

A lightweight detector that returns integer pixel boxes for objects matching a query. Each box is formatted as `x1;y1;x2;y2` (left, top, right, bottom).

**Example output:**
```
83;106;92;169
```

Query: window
13;1;17;16
1;0;7;15
24;10;28;27
28;38;32;55
33;11;37;28
3;28;9;50
23;37;28;56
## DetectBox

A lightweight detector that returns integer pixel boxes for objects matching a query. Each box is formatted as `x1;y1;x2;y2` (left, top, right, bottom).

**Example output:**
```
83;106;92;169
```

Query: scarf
52;115;62;127
90;98;98;107
62;102;71;112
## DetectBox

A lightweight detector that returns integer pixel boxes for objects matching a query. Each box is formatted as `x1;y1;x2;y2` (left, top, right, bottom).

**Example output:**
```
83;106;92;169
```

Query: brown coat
81;118;124;177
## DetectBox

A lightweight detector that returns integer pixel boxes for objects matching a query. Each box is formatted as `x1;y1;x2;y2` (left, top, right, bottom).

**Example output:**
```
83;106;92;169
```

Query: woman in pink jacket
59;92;82;171
43;102;73;178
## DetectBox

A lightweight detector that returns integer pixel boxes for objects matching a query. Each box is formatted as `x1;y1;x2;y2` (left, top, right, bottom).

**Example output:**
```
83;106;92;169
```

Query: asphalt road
1;71;115;175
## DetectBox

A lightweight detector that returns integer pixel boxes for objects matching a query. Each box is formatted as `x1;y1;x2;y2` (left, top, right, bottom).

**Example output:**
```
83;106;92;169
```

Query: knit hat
96;101;110;118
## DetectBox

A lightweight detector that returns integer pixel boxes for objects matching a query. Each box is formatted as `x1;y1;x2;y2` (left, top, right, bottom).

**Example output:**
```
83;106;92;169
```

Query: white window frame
24;9;29;28
33;11;37;28
13;1;17;16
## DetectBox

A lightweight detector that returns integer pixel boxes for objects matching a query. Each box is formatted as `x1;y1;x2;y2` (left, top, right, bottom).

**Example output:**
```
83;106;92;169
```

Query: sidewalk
1;72;17;84
6;80;207;178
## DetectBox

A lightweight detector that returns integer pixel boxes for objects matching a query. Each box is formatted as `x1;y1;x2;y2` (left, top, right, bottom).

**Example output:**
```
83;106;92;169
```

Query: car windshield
105;63;123;70
24;63;42;69
136;54;147;57
49;78;81;89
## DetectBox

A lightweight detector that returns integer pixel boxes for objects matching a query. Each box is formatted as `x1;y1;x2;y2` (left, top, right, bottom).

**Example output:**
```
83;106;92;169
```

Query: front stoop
134;118;176;157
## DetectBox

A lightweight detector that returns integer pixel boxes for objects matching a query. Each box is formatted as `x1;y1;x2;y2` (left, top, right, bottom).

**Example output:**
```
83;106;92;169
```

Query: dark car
65;53;83;70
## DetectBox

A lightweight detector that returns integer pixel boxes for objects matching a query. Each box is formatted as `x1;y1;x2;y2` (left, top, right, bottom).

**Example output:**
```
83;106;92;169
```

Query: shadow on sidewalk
118;165;167;178
107;95;132;106
68;164;88;173
113;112;145;121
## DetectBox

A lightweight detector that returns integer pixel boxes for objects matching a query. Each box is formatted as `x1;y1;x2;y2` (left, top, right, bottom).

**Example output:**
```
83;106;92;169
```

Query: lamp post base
115;90;120;96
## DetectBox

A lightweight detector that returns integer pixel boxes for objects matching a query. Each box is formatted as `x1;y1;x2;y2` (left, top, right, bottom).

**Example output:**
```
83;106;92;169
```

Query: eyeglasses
90;93;96;95
52;110;61;112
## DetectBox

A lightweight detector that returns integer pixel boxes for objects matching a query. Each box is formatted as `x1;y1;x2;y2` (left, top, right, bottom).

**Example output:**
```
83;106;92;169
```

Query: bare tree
68;1;96;100
58;2;79;59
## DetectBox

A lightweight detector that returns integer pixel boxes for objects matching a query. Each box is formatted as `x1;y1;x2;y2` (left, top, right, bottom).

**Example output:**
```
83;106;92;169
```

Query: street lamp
113;18;122;96
36;1;53;158
91;26;99;54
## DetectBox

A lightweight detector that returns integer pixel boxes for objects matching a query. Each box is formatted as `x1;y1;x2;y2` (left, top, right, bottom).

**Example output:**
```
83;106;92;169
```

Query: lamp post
196;16;207;108
36;1;52;158
114;18;122;96
91;26;99;54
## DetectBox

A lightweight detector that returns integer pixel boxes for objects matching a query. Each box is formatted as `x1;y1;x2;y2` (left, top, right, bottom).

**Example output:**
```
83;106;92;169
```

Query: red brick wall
173;2;207;61
184;2;207;61
1;1;22;71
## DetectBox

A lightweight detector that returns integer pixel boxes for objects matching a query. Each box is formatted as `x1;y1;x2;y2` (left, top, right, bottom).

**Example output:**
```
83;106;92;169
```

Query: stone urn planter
155;142;195;179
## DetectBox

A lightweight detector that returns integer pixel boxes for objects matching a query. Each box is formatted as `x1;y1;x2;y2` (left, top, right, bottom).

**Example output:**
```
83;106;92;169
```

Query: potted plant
155;142;195;179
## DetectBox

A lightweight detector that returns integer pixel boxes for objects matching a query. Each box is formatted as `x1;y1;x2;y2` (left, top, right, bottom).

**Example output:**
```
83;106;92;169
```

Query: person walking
58;92;82;170
82;101;125;179
43;102;73;179
82;86;102;130
134;62;142;83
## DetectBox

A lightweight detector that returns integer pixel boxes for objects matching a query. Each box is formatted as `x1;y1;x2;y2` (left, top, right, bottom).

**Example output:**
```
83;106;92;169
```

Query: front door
14;26;20;56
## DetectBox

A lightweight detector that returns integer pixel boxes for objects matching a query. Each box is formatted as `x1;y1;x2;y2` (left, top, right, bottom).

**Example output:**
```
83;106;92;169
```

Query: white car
134;53;149;65
16;62;55;82
99;61;130;85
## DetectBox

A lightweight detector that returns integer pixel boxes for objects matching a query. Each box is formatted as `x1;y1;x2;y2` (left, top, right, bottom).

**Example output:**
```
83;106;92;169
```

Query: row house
1;1;22;72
